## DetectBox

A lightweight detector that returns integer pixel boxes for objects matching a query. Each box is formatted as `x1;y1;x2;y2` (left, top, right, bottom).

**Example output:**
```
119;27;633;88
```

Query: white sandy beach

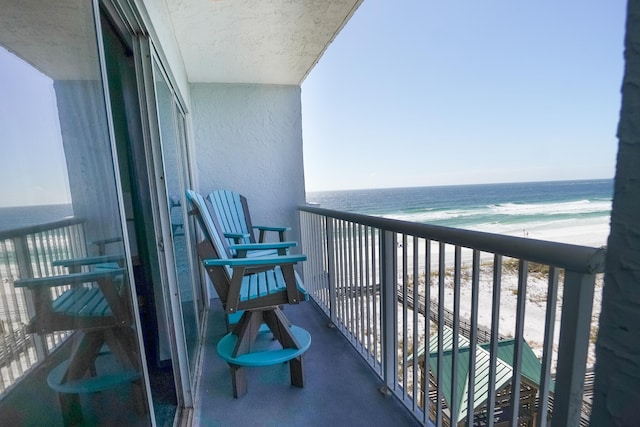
501;216;610;248
394;217;609;370
456;220;605;367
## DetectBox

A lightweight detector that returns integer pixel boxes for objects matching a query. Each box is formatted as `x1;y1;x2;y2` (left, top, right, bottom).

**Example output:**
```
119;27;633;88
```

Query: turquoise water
306;179;613;237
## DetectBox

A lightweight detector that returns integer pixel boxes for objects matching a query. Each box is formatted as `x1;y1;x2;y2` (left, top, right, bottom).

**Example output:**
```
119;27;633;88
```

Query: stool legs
59;393;82;426
227;308;306;397
230;364;248;398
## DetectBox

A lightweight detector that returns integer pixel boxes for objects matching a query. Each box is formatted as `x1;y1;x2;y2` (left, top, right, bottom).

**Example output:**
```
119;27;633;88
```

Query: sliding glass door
152;59;204;390
0;1;152;425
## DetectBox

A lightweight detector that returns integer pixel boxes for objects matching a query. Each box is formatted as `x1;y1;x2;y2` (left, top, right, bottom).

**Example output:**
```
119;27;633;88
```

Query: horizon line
305;176;614;194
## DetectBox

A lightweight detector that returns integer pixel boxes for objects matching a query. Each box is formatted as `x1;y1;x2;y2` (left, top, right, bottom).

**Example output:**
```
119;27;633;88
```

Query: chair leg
263;308;300;349
59;392;82;426
231;311;264;357
289;356;304;388
227;308;307;396
230;364;248;398
131;379;147;415
263;308;306;389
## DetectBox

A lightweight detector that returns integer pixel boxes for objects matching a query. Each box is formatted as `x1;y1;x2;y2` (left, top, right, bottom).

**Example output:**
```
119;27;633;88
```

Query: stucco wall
189;83;306;248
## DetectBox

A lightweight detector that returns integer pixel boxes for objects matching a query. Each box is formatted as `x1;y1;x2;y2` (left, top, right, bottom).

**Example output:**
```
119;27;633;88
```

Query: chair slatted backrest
14;268;128;333
207;189;253;246
185;190;233;277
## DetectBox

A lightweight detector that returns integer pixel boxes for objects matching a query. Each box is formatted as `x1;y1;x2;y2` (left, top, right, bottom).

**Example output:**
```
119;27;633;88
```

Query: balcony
192;205;603;426
0;206;604;426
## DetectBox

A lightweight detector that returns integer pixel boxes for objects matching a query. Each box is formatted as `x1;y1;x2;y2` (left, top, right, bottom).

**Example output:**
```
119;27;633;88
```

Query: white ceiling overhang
0;1;361;84
164;0;363;85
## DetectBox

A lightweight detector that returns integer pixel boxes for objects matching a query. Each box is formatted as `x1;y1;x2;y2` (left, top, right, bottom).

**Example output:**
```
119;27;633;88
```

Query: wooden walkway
400;288;501;344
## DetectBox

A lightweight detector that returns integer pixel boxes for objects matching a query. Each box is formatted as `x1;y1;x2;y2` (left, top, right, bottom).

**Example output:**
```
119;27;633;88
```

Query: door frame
96;0;199;415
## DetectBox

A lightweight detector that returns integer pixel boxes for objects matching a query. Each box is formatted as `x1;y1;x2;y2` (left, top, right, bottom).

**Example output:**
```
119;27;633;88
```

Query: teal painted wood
186;189;308;310
207;190;292;253
230;242;296;252
208;190;252;247
15;270;124;320
202;254;305;267
51;254;124;268
52;288;112;317
254;225;290;232
186;190;234;276
226;310;268;329
47;352;141;394
217;325;311;367
14;269;126;289
237;267;306;302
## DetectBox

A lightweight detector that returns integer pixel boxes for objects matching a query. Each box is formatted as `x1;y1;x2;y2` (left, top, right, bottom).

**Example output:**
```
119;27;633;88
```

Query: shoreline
397;217;609;271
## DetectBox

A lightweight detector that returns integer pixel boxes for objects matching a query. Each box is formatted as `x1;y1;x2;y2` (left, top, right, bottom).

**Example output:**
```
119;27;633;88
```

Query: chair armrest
253;225;290;243
202;254;306;267
14;269;126;289
230;241;296;257
224;232;250;239
52;254;125;268
90;237;122;247
253;225;290;232
230;242;296;251
224;232;251;244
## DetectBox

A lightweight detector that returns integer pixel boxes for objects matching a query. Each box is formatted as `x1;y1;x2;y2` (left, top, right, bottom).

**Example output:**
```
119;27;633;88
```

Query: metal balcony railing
0;217;87;394
299;205;605;427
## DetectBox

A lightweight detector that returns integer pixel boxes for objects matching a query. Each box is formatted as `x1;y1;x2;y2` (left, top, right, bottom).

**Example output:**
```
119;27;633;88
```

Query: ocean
0;204;73;232
306;179;613;246
0;179;614;245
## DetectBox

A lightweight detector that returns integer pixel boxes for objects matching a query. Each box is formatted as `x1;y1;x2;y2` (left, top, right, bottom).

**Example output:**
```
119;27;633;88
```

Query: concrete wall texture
189;83;306;248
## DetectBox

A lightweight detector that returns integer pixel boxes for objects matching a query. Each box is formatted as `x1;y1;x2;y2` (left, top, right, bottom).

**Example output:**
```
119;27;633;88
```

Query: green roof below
423;327;555;422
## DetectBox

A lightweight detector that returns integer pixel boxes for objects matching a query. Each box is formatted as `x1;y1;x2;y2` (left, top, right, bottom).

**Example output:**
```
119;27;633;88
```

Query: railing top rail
0;217;84;241
299;205;606;274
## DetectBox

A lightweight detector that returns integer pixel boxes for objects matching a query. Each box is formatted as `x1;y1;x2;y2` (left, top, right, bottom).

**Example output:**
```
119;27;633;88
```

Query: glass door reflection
152;62;201;382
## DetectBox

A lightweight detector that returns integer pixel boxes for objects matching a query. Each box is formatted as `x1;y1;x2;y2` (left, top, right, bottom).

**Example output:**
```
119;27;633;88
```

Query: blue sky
0;2;627;206
301;1;627;192
0;46;70;206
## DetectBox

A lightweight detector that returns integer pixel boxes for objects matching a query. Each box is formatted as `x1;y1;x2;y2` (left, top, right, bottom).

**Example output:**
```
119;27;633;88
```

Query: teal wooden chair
207;189;292;257
14;254;143;425
186;190;310;397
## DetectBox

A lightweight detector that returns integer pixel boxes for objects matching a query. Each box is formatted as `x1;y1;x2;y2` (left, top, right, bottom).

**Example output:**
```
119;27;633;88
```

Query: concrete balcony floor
193;299;421;426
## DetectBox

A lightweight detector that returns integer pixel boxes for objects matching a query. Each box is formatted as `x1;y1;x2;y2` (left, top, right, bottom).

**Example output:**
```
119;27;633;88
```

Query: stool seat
48;352;141;394
217;325;311;367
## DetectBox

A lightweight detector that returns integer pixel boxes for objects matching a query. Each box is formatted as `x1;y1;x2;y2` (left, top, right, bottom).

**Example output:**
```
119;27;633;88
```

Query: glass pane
152;63;200;380
0;3;150;425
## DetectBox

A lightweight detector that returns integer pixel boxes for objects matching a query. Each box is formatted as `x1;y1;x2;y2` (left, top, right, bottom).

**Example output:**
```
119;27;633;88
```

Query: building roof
427;329;513;422
423;327;552;422
479;339;555;393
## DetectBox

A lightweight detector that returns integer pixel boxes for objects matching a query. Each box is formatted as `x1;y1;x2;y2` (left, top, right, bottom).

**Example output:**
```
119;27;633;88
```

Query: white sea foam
489;199;611;217
381;199;611;232
383;209;473;223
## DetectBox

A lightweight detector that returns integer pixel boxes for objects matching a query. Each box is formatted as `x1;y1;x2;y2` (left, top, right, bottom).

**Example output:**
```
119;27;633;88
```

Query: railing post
12;236;47;360
380;230;397;395
553;270;595;426
326;218;338;326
